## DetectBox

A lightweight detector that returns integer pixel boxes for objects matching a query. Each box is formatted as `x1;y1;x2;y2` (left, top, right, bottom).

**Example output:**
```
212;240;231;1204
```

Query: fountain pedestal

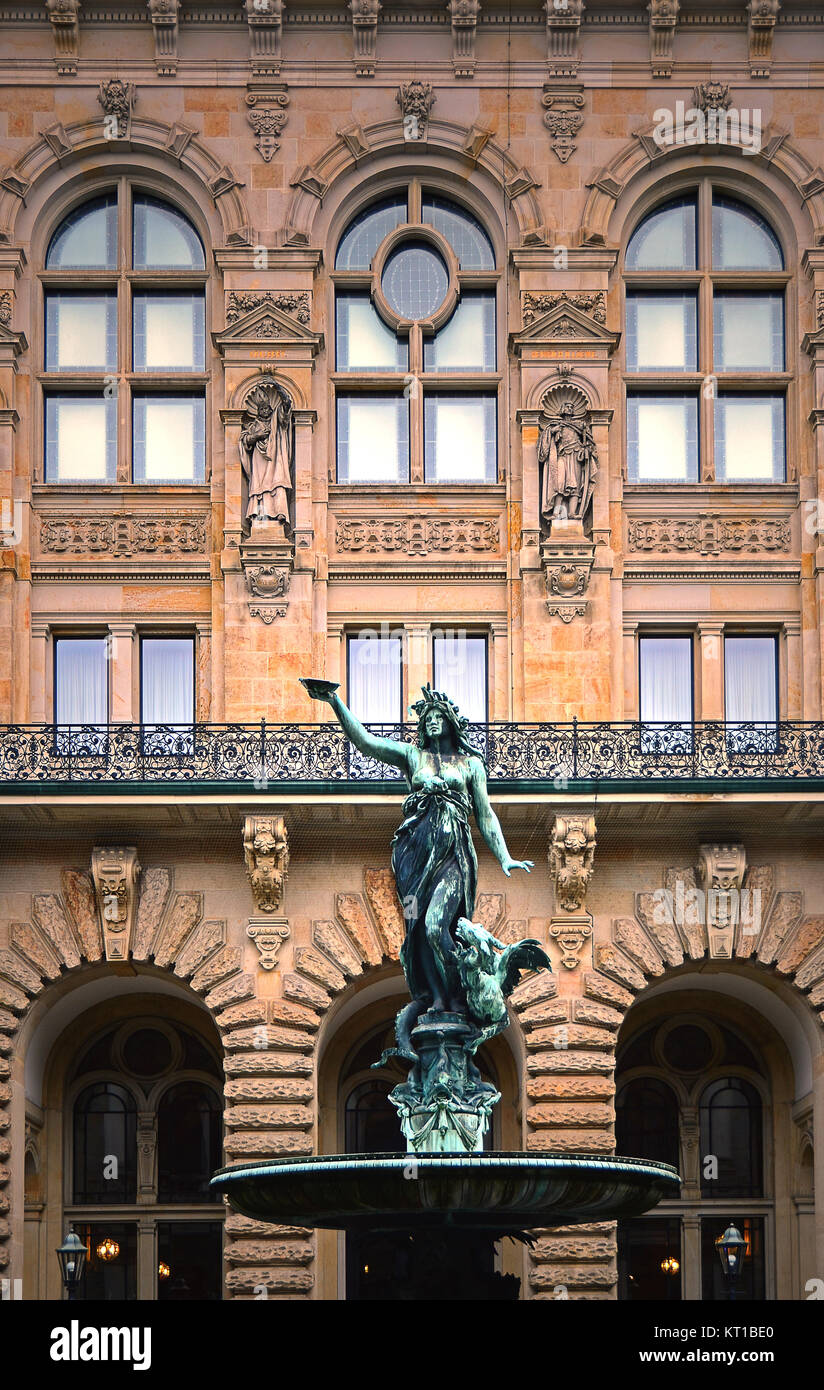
389;1011;500;1153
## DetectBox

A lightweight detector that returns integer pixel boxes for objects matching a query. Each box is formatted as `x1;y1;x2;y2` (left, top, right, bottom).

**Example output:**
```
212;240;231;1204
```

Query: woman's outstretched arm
468;757;533;876
318;690;412;773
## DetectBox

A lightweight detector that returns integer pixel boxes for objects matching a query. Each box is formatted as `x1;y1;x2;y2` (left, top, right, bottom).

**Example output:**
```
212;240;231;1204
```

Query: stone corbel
548;814;596;969
349;0;381;77
246;87;290;162
697;843;747;959
243;814;290;913
97;78;136;139
245;0;285;77
90;847;142;962
541;84;585;164
647;0;679;79
448;0;479;79
397;81;434;143
46;0;81;75
747;0;780;79
247;919;290;969
148;0;179;76
545;0;584;79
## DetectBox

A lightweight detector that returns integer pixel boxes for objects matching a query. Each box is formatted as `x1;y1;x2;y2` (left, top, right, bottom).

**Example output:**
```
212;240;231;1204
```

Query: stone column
195;621;212;723
107;621;136;724
682;1215;702;1301
622;620;638;718
30;619;50;723
407;622;430;707
785;617;802;720
137;1218;156;1302
697;620;724;721
490;620;509;722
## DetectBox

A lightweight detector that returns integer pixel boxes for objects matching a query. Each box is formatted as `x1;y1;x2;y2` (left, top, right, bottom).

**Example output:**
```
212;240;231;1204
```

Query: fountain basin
212;1151;679;1235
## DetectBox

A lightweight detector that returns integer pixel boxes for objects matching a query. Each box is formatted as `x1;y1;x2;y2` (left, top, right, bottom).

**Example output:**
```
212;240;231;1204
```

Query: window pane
336;396;408;483
424;293;496;372
424;395;496;482
133;395;206;483
699;1077;763;1197
77;1223;138;1302
626;197;697;270
73;1083;135;1203
46;194;117;269
133;195;205;269
712;197;782;270
627;395;698;482
725;637;777;722
157;1083;221;1203
421;194;495;269
639;637;693;723
45;395;117;482
45;293;117;372
336;294;406;371
157;1223;223;1301
616;1078;680;1168
625;294;697;371
55;638;108;724
381;241;449;320
336;196;407;270
714;395;784;481
433;633;487;722
141;638;195;724
617;1218;683;1302
348;634;402;723
133;293;205;371
713;294;784;371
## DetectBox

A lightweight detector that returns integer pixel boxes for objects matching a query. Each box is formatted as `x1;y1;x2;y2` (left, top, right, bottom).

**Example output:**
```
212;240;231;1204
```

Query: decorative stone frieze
38;513;208;558
448;0;479;79
226;290;310;326
549;815;597;915
246;88;290;162
148;0;179;76
522;291;605;326
349;0;381;77
243;815;290;914
626;516;791;555
748;0;780;78
247;919;290;970
545;0;583;78
541;84;585;164
89;847;142;963
45;0;80;75
397;80;434;142
335;516;500;557
696;844;747;959
245;0;285;76
97;77;136;138
648;0;679;79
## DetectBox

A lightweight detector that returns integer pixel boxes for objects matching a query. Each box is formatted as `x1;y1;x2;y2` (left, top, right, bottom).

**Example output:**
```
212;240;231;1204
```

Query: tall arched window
624;186;788;485
699;1076;763;1198
333;182;499;485
43;186;206;485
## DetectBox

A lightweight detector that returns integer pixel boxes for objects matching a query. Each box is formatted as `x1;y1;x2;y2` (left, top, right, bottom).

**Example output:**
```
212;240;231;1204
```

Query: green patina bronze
300;677;552;1154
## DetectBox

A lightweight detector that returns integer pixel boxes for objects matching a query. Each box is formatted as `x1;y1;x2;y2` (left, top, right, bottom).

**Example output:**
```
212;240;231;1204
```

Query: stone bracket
648;0;680;79
245;0;284;76
243;814;290;914
697;843;747;959
545;0;583;78
247;916;290;970
90;846;142;962
549;913;593;970
549;814;597;914
449;0;479;78
748;0;780;79
148;0;180;76
541;83;584;164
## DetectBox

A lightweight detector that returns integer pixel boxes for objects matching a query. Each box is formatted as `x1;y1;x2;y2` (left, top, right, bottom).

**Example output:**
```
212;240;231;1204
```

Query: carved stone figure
549;814;597;913
538;384;598;525
239;380;293;528
97;77;136;137
243;814;290;913
397;80;434;140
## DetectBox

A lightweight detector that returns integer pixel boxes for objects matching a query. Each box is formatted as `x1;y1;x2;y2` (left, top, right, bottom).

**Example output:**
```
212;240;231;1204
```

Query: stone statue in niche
239;379;293;531
538;381;598;528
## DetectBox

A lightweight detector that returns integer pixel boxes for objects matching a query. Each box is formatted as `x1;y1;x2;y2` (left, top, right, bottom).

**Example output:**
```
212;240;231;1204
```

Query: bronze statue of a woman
302;677;551;1153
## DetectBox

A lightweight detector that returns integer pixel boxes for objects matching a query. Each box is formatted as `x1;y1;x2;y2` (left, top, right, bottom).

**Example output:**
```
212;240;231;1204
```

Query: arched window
333;182;499;485
699;1076;763;1198
68;1017;223;1301
43;187;206;485
616;1076;680;1169
624;187;787;485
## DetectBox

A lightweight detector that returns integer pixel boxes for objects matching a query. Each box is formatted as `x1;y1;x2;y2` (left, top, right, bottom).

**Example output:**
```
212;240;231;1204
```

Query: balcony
1;721;824;795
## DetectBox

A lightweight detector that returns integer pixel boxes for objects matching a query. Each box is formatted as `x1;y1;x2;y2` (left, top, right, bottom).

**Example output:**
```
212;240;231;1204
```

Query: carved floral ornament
522;290;605;326
243;814;289;914
541;85;585;164
627;516;791;556
39;514;208;557
226;290;310;326
335;516;500;557
246;88;290;162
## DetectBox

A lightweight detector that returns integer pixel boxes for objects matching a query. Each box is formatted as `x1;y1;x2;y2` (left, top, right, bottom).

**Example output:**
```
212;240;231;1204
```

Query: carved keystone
697;844;747;960
90;847;142;962
247;919;290;971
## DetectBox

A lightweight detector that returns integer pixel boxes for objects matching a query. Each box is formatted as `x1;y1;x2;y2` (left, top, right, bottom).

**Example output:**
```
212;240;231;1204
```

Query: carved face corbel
90;847;142;961
243;814;290;914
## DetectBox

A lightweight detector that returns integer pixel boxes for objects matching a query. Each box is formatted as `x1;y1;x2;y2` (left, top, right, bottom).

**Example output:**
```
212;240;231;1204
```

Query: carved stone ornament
39;513;207;557
522;290;605;326
226;289;310;325
247;918;290;970
90;847;142;962
748;0;780;78
245;563;291;599
547;563;588;597
545;0;584;78
0;291;11;325
243;814;290;914
648;0;679;78
246;88;290;162
97;77;136;137
697;843;747;959
693;80;733;115
46;0;81;75
335;516;500;557
538;380;598;526
245;0;285;76
239;378;294;530
549;814;597;914
397;80;434;142
626;516;791;555
148;0;179;75
448;0;479;78
349;0;381;77
546;600;587;623
549;914;592;970
541;84;585;163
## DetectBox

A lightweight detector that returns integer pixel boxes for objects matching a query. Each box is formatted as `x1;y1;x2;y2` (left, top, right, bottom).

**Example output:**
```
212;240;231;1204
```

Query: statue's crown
409;683;468;729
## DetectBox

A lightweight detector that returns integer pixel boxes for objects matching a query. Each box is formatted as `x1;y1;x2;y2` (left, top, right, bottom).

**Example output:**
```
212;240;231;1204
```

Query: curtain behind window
55;639;107;724
639;637;693;724
141;638;195;725
433;634;487;723
725;637;777;723
348;635;402;724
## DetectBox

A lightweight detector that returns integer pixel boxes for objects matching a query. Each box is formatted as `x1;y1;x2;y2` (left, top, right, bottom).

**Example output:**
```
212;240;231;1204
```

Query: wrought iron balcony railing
1;720;824;792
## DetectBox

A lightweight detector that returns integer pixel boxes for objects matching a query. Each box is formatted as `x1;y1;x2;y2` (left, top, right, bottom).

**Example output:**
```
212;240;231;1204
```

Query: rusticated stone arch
282;118;547;252
0;863;313;1297
0;118;252;248
580;125;824;249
